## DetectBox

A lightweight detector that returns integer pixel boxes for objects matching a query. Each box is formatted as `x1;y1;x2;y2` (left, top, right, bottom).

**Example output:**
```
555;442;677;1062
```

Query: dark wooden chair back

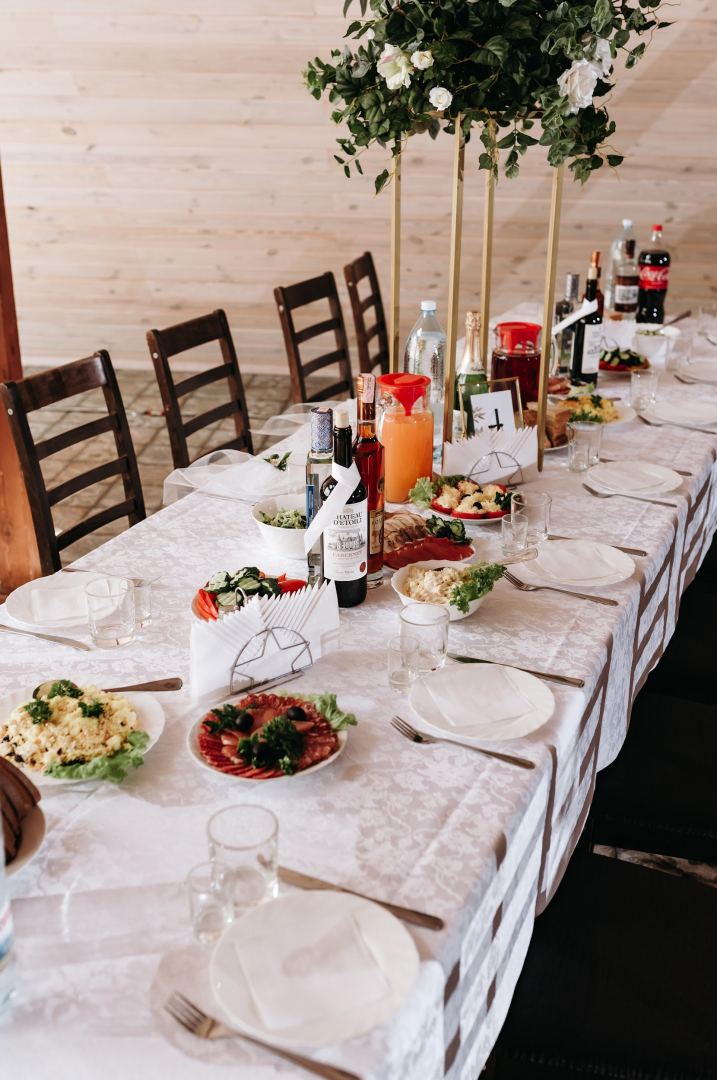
0;351;146;575
343;252;389;376
146;308;253;470
274;272;354;404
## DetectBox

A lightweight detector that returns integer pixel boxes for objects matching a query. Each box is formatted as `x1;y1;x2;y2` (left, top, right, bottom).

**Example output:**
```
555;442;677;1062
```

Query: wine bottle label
614;284;638;304
323;499;367;580
581;323;602;375
369;508;384;555
639;265;669;290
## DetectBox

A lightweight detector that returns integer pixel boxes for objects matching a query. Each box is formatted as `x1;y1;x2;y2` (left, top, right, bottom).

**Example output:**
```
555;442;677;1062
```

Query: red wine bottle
320;407;367;608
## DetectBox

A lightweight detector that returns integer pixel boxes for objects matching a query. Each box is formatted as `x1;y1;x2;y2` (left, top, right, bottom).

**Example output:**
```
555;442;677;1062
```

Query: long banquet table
3;361;717;1080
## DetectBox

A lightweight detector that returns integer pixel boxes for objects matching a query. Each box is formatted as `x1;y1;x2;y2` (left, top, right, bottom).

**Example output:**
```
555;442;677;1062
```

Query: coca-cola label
614;284;638;305
639;265;669;291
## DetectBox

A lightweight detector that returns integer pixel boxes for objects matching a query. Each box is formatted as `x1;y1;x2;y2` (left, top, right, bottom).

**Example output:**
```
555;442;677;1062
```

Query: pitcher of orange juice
376;373;434;503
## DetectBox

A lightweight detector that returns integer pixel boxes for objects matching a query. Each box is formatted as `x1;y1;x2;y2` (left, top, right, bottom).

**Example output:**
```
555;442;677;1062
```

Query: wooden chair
343;252;390;376
274;272;354;404
146;308;253;470
0;351;146;575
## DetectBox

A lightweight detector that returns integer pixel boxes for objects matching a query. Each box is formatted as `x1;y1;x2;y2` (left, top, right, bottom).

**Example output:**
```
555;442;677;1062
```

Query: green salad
259;507;307;529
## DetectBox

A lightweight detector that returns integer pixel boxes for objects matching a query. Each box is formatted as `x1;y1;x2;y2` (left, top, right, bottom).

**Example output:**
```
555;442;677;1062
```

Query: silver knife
278;866;444;931
448;654;585;688
548;533;647;557
0;624;91;651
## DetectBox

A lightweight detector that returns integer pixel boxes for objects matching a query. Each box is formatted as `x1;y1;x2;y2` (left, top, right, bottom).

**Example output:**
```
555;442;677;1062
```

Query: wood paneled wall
0;0;715;375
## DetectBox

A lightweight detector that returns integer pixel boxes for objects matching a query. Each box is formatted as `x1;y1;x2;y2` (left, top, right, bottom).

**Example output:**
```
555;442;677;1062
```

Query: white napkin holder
441;426;539;486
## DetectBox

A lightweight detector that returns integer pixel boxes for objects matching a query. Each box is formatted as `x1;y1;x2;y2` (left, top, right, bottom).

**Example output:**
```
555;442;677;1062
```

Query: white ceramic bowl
251;493;307;560
391;559;486;622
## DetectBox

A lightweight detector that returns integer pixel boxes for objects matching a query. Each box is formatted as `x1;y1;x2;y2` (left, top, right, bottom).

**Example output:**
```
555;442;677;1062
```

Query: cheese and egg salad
0;685;138;773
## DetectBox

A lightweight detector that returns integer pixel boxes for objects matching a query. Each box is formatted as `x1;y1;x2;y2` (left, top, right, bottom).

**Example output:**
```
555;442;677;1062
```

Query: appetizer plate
519;538;635;587
6;805;46;878
4;571;104;630
588;460;683;496
187;718;347;783
426;505;507;526
644;400;717;427
603;404;637;426
210;890;419;1047
410;663;555;742
251;493;307;561
391;559;486;621
0;689;165;787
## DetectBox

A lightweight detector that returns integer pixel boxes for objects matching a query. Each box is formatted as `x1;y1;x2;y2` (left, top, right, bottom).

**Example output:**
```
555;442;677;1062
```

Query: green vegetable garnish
259;508;307;530
408;476;437;509
425;514;467;543
263;451;292;472
274;689;357;731
205;702;242;735
47;680;82;699
23;699;51;725
238;715;303;776
44;730;150;784
569;408;606;424
78;698;105;719
450;562;506;614
494;489;512;511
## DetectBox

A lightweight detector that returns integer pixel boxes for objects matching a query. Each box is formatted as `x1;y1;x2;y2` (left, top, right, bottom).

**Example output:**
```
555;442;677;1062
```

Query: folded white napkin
424;664;533;729
535;541;619;583
234;910;390;1031
30;581;87;623
593;460;670;493
649;400;717;425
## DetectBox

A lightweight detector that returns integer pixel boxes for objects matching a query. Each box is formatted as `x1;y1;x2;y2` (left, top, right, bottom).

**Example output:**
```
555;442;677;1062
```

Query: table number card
469;389;517;435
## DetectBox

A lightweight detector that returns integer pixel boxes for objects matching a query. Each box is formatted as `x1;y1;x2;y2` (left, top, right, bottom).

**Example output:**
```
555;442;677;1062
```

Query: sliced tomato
431;497;454;514
197;588;218;621
259;571;266;578
494;484;507;493
277;573;287;582
486;509;509;519
279;578;307;594
452;508;486;520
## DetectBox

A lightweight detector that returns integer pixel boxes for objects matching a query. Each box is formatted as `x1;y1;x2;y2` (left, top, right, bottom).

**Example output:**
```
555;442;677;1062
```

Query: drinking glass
207;805;278;917
630;369;659;413
511;492;551;543
665;333;693;374
567;421;603;474
187;861;234;946
697;302;717;339
501;512;528;555
134;578;152;628
399;604;449;674
286;455;306;495
84;576;135;648
387;634;419;692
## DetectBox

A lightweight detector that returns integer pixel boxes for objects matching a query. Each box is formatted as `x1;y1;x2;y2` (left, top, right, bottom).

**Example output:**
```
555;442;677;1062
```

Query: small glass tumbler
207;805;278;917
84;576;135;648
286;456;305;495
399;604;449;674
134;578;152;628
630;369;659;413
698;302;717;339
511;492;552;543
665;333;693;374
387;634;419;692
501;512;528;555
567;421;603;474
187;861;234;946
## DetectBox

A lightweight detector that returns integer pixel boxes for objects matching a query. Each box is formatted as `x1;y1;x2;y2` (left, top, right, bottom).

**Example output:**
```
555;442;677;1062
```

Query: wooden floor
0;0;715;376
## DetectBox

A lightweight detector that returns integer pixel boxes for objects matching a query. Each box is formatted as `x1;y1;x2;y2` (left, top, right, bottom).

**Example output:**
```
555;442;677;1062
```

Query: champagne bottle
320;408;368;608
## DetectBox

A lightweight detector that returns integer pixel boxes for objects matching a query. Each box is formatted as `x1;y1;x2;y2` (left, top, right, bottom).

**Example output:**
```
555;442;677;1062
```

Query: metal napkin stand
229;625;313;695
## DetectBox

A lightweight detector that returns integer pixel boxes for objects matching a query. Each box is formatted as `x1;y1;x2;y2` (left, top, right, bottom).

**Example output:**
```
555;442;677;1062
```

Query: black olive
286;705;306;723
235;711;254;732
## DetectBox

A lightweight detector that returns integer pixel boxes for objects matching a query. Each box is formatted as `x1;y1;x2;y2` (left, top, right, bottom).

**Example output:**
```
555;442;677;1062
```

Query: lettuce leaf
274;689;357;731
43;730;150;784
408;476;437;508
451;562;505;614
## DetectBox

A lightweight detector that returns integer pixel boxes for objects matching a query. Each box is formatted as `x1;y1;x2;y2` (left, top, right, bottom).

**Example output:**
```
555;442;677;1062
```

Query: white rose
591;37;613;77
556;58;601;114
411;49;433;70
366;27;375;40
429;86;453;111
377;44;412;90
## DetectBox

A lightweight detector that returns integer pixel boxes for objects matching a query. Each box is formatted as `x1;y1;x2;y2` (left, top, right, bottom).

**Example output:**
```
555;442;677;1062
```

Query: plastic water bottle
0;845;17;1015
403;300;446;460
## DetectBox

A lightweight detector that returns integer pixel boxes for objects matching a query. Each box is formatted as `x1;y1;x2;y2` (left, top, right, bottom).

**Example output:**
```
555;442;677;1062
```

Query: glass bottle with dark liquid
352;373;385;589
637;224;670;324
614;239;639;316
320;408;367;608
571;256;603;387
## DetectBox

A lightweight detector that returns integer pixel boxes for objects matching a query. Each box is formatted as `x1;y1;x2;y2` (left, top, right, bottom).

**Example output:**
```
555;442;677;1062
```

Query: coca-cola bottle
637;224;670;324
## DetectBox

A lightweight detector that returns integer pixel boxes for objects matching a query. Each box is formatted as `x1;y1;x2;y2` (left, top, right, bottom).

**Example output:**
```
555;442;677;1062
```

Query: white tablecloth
3;359;717;1080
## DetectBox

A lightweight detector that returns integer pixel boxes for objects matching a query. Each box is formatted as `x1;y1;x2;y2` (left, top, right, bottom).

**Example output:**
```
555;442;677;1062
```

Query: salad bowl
251;493;307;560
392;559;493;622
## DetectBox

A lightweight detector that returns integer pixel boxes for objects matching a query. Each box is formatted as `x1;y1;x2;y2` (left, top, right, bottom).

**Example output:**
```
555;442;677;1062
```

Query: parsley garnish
494;489;512;511
24;699;51;725
238;715;303;776
47;680;82;699
78;698;105;718
205;703;241;735
451;562;506;614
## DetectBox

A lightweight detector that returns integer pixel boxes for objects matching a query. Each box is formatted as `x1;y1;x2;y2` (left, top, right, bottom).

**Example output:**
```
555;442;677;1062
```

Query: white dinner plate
187;714;347;783
605;404;637;426
409;663;555;741
4;571;105;630
588;460;683;496
645;400;717;427
210;890;419;1047
0;688;165;786
681;360;717;385
520;538;635;587
6;805;46;878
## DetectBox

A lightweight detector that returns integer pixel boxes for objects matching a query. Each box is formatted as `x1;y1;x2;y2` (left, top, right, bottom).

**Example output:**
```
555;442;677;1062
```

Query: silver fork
390;715;535;770
164;993;361;1080
637;413;717;436
503;569;618;607
582;483;677;509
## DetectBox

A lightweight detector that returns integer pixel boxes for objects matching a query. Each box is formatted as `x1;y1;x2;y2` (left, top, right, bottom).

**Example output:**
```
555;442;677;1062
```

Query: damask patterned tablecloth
3;367;717;1080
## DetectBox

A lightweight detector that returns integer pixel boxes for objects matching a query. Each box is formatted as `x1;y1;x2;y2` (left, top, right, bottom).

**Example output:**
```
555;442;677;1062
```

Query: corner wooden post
0;151;41;596
537;164;564;471
389;151;402;373
479;120;496;373
442;116;465;453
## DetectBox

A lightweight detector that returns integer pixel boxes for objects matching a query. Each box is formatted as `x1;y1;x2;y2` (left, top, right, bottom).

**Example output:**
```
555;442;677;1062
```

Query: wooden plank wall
0;0;715;376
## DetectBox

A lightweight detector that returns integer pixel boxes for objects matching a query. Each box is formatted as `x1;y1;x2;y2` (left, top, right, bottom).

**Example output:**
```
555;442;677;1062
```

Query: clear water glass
84;576;135;648
388;634;419;692
134;578;152;628
502;512;528;555
697;302;717;338
399;604;449;674
207;805;278;917
187;861;234;946
567;421;603;474
630;369;659;413
511;492;552;543
665;334;693;374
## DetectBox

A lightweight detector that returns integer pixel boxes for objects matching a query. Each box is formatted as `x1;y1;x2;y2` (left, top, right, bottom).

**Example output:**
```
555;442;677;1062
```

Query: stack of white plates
516;538;635;588
588;460;682;496
644;400;717;428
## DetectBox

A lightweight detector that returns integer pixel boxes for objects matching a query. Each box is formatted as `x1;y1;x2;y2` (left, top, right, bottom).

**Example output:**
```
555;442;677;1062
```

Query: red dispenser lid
495;321;541;352
377;372;430;416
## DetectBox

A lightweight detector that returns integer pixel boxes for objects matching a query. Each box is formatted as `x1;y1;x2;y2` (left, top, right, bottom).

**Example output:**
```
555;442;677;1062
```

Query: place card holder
229;626;313;694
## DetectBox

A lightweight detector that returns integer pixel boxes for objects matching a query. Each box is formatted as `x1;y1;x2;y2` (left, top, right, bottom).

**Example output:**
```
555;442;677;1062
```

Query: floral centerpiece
303;0;669;189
